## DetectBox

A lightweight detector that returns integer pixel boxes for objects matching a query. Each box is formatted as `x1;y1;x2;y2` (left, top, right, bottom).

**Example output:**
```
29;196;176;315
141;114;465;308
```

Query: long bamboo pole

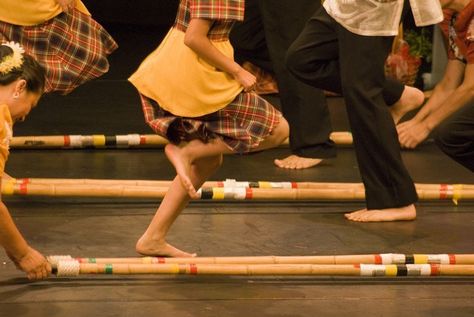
47;253;474;266
2;182;473;201
9;177;363;189
9;177;474;191
53;261;474;277
10;132;354;149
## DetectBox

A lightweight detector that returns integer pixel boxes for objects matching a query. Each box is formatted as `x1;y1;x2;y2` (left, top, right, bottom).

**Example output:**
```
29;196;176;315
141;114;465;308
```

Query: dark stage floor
0;78;473;317
1;15;474;316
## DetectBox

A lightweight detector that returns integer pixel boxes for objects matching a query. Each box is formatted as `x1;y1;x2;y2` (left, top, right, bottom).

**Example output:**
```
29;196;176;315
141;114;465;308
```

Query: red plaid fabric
175;0;244;40
242;61;279;95
140;93;281;153
0;9;117;94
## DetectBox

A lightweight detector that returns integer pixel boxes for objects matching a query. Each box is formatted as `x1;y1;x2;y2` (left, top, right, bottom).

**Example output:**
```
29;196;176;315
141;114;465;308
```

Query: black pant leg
229;0;273;72
287;6;404;105
258;0;336;158
286;6;342;93
435;102;474;172
336;22;417;209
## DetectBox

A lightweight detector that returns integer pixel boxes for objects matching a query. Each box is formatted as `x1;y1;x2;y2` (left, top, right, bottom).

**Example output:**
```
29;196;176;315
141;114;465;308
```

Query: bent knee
286;47;308;77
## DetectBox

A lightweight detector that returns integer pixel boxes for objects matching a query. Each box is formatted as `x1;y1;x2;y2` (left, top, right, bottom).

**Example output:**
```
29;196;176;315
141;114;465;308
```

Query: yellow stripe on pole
453;184;463;205
213;188;225;200
414;254;429;264
258;182;272;188
385;265;398;276
92;135;106;147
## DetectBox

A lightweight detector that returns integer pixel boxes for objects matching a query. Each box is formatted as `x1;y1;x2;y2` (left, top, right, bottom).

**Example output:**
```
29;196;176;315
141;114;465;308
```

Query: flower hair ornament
0;42;25;75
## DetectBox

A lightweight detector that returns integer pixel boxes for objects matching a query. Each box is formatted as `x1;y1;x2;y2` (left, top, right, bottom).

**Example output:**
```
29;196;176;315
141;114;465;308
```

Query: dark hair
0;44;45;94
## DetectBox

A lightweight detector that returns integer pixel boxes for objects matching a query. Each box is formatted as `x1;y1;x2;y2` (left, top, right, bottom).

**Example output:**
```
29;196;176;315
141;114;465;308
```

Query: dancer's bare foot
345;204;416;222
274;155;323;169
165;143;198;198
136;236;196;258
390;86;425;123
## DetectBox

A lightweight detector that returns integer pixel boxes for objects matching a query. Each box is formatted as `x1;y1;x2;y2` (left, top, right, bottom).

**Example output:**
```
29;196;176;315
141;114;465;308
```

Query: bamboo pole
47;253;474;266
10;132;354;149
5;177;474;194
2;181;474;201
53;261;474;277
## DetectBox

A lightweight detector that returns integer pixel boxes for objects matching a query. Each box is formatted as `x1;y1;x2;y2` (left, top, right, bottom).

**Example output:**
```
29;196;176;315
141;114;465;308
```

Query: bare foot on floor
274;155;323;169
165;143;198;198
344;204;416;222
136;236;196;258
390;86;425;124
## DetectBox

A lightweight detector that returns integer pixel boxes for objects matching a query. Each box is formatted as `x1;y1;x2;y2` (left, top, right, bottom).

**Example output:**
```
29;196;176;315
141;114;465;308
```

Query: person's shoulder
0;104;12;135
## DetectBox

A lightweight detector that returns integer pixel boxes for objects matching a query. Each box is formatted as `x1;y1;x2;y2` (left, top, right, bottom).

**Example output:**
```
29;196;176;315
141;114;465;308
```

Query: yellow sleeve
0;105;12;175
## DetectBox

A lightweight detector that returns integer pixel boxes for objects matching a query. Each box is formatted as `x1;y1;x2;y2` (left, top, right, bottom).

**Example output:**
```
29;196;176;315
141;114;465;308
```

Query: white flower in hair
0;41;25;75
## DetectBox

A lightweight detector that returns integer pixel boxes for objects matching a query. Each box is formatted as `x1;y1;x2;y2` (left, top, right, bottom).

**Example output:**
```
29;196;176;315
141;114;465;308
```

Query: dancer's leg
136;155;223;257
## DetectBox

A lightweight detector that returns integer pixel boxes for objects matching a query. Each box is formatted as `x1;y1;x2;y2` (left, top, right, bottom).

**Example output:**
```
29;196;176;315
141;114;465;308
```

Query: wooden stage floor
0;79;473;317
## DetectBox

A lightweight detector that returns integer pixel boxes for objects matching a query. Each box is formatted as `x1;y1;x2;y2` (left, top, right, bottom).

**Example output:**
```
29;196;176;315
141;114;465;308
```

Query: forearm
0;201;29;260
425;84;474;131
414;84;455;121
414;60;466;122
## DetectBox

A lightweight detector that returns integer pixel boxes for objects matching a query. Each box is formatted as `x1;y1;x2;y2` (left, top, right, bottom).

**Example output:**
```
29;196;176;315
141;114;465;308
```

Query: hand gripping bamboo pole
47;253;474;267
53;261;474;277
10;132;353;149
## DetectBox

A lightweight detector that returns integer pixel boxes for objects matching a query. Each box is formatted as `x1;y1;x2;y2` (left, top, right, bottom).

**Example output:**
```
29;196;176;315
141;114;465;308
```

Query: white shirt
323;0;444;36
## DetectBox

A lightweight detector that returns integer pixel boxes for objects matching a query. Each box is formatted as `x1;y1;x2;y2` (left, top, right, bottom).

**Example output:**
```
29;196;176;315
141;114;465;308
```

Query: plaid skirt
140;92;282;153
0;9;117;94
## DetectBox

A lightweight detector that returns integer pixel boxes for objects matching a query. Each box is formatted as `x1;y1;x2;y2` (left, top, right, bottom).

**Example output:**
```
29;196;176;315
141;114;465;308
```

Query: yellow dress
129;0;246;118
0;104;13;174
129;28;243;118
0;0;89;26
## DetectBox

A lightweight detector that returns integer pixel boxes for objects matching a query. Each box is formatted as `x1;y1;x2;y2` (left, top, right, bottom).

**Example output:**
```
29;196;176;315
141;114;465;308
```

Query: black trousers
287;6;417;209
435;102;474;172
230;0;336;159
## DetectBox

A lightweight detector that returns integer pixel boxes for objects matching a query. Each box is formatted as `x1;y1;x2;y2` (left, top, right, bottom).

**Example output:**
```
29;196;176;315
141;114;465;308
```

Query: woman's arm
184;18;256;91
0;188;50;280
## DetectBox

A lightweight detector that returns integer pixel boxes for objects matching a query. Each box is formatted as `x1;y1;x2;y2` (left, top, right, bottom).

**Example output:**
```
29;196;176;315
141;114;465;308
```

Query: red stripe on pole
189;264;198;275
19;183;28;195
245;188;253;199
430;264;440;276
439;184;448;199
64;135;70;147
374;254;382;264
449;254;456;264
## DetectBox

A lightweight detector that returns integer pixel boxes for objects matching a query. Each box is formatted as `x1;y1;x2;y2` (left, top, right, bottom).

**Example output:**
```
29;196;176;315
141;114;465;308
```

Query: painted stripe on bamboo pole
54;261;474;277
10;132;353;149
47;254;474;267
